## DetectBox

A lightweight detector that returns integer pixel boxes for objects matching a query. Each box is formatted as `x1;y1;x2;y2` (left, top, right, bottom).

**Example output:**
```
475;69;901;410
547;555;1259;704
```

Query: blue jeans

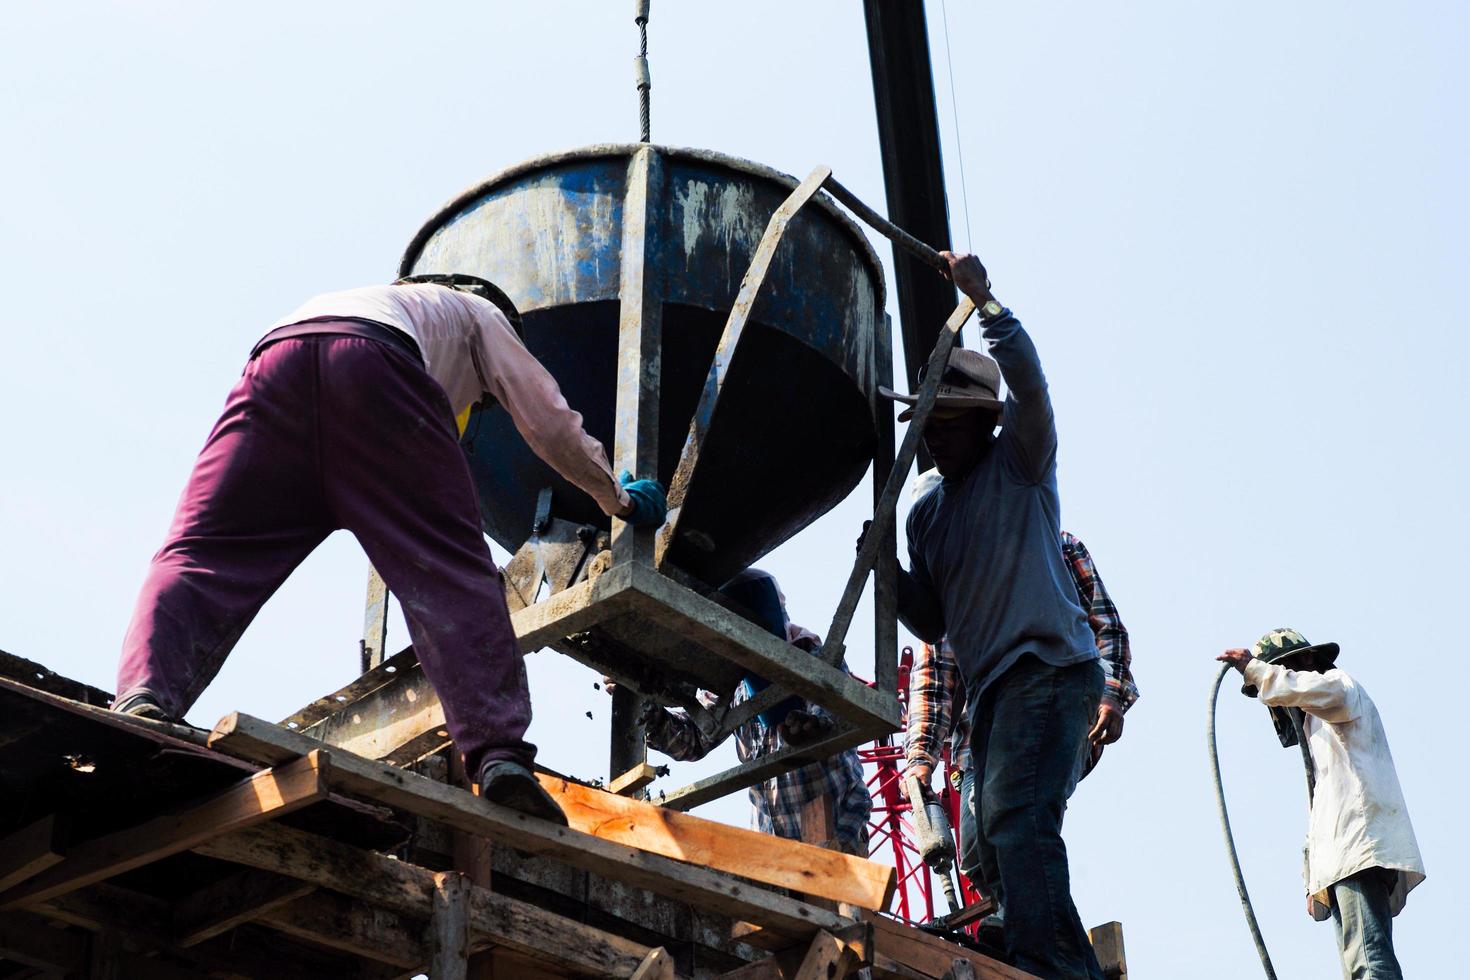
966;655;1104;980
1331;867;1402;980
957;722;1091;912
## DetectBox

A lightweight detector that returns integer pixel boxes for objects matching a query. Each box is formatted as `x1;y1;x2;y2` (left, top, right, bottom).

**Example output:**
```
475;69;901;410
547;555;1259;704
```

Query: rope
939;0;974;253
634;0;651;142
1208;664;1279;979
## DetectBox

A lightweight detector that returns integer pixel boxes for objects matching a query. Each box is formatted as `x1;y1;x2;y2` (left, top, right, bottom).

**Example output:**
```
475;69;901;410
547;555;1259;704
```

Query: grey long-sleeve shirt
900;310;1097;704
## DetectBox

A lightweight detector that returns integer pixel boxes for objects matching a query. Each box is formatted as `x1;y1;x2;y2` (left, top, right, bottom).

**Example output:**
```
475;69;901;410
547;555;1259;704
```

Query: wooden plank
792;929;861;980
258;891;425;969
630;946;675;980
0;750;329;910
193;820;654;978
40;882;346;980
174;868;315;946
89;929;123;980
483;949;574;980
430;872;472;980
609;762;659;797
1087;921;1127;980
861;912;1035;980
720;922;871;978
719;959;782;980
0;817;62;894
208;714;853;940
0;912;86;972
869;952;930;980
540;775;895;912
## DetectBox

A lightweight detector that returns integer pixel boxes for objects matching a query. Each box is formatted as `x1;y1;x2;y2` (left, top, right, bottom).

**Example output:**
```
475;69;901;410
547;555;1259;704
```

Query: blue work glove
618;470;667;528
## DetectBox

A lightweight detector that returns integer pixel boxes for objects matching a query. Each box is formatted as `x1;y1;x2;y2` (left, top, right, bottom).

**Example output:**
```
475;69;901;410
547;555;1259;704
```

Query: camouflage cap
1251;627;1340;668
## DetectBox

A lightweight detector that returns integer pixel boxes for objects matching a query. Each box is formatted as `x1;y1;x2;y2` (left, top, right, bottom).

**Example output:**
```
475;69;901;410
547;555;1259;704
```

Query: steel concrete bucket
399;145;886;586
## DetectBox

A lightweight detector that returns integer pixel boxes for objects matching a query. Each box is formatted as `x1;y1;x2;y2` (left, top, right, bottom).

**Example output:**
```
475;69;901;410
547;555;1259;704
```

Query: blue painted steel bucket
400;145;886;585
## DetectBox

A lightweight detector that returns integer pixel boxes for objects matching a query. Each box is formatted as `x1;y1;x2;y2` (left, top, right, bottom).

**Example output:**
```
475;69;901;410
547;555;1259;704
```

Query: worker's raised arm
471;307;631;518
942;251;1056;484
1242;660;1362;724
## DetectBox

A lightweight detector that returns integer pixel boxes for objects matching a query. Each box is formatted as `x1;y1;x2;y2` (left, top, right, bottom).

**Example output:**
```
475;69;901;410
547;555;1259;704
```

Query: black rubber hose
1208;663;1279;979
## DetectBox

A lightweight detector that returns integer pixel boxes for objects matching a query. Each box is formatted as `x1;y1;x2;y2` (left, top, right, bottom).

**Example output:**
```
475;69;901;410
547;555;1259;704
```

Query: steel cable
635;1;651;142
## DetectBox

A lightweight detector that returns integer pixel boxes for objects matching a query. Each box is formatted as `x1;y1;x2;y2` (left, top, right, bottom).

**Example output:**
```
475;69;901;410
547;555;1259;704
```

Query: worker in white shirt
113;274;666;825
1218;628;1425;980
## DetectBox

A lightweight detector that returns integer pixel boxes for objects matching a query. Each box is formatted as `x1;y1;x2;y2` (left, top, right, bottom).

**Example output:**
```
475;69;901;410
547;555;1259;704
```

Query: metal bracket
505;489;609;608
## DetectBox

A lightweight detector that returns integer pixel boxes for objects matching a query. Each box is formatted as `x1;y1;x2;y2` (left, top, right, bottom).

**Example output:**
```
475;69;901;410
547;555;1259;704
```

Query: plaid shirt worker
645;640;871;854
906;531;1137;776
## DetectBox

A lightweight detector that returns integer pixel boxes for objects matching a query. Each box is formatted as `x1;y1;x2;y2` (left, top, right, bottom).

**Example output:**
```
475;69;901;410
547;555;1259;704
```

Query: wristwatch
980;298;1005;321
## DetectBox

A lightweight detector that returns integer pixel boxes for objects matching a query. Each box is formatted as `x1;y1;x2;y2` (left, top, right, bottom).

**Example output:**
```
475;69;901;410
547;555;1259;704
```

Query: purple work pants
115;332;533;777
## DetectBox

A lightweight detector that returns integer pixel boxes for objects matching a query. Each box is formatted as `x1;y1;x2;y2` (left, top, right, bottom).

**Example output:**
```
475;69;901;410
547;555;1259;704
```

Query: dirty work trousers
1331;867;1403;980
115;332;533;778
967;655;1104;980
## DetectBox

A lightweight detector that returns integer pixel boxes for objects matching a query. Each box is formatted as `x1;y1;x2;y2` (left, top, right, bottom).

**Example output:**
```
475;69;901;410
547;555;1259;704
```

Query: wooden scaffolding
0;650;1040;979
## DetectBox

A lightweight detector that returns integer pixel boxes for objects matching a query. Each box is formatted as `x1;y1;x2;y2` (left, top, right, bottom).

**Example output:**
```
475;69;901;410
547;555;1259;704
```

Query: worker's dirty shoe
112;691;175;723
479;762;569;827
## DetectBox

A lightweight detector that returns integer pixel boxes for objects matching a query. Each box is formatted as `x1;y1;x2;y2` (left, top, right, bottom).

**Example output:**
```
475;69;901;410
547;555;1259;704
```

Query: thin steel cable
1208;664;1280;979
939;0;974;252
635;6;651;142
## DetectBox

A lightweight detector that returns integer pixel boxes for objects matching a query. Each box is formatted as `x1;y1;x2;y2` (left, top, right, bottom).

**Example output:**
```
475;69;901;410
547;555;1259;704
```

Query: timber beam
0;751;330;910
0;816;63;895
193;820;658;978
173;867;316;947
207;713;855;940
540;774;895;910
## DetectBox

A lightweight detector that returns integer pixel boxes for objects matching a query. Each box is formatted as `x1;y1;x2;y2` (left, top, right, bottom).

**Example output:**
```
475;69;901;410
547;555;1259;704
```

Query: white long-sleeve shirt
271;283;629;518
1244;659;1425;919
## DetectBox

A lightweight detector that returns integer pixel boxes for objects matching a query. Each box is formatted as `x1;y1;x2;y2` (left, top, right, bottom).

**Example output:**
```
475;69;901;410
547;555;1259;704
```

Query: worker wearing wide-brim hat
876;251;1106;980
1219;628;1425;980
112;274;666;825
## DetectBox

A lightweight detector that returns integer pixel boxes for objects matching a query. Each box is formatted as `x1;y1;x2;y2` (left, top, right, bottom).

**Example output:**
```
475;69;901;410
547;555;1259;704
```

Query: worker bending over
113;275;666;825
607;569;871;855
878;251;1105;979
906;517;1137;942
1218;629;1424;980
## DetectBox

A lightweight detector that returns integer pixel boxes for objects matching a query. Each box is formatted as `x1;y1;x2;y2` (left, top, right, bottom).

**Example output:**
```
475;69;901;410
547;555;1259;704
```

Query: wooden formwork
0;654;1030;979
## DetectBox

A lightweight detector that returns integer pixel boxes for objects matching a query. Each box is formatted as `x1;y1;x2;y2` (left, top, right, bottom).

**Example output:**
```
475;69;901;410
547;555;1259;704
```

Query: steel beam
862;0;960;393
659;725;878;813
612;144;665;567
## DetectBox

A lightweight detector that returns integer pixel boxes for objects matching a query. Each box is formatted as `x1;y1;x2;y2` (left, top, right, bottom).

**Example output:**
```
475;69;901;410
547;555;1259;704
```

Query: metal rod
655;165;834;568
823;177;950;275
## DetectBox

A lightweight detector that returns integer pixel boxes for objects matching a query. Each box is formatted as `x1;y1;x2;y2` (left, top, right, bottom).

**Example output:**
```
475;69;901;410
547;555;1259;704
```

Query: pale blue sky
2;2;1465;976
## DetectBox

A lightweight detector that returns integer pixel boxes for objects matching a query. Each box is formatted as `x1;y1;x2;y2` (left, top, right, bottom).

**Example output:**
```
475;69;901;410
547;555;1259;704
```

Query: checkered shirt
646;674;871;854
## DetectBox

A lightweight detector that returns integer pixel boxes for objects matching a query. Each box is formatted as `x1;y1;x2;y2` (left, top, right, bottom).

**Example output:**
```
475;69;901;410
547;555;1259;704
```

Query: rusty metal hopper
399;145;886;587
